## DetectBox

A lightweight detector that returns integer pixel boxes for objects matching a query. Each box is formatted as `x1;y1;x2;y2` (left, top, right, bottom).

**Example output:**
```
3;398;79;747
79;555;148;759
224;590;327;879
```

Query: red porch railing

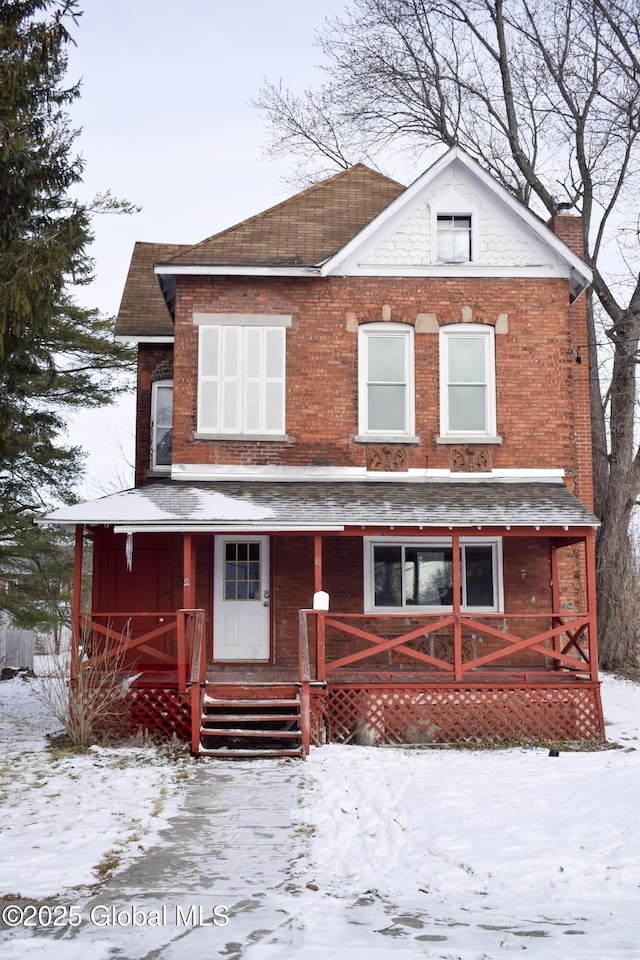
77;611;179;675
307;609;597;683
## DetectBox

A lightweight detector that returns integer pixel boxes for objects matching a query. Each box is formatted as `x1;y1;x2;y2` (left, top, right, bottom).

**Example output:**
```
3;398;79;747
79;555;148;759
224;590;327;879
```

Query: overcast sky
64;1;349;493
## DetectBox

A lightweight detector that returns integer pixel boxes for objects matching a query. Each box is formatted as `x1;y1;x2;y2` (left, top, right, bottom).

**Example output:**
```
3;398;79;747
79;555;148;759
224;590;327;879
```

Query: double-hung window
151;380;173;473
440;323;496;438
365;537;502;613
358;323;415;438
437;214;472;262
197;316;290;437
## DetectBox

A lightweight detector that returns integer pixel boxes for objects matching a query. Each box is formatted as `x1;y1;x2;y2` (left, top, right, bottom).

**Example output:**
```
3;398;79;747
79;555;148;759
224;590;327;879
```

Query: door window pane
224;542;261;601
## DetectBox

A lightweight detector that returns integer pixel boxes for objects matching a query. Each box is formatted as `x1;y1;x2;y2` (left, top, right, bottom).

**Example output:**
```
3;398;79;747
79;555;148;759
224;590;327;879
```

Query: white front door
213;536;271;661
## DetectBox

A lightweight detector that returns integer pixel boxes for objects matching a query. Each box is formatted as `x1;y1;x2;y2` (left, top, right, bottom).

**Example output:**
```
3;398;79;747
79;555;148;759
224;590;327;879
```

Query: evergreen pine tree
0;0;134;625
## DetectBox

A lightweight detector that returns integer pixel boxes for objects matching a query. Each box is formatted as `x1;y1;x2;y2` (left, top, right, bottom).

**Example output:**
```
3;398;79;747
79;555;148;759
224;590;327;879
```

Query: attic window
437;214;472;263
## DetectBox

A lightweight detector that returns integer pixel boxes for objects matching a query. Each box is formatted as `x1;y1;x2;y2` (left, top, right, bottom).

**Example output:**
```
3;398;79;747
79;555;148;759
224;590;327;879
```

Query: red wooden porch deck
74;605;605;752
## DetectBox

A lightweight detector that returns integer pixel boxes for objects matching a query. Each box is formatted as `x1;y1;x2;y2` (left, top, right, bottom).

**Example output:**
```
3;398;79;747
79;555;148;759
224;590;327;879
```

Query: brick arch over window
150;359;173;383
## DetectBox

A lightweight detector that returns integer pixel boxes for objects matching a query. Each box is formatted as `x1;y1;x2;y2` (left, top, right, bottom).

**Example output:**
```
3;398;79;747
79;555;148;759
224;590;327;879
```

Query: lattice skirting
129;688;191;741
322;683;604;745
310;689;328;747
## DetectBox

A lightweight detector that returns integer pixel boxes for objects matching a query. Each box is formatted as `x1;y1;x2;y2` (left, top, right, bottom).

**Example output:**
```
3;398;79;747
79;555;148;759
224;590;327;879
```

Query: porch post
178;533;196;692
452;531;462;682
550;541;562;665
71;524;84;681
585;529;599;683
314;535;324;682
183;533;196;609
314;534;323;593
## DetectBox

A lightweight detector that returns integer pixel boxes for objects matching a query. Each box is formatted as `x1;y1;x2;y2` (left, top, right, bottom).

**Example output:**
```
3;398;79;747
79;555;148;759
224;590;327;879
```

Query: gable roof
117;149;592;339
321;147;592;300
115;241;189;340
160;165;404;269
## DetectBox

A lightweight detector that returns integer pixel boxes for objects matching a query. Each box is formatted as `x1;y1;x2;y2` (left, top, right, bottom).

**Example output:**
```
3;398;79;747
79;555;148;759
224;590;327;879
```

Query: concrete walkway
55;760;308;958
5;758;445;959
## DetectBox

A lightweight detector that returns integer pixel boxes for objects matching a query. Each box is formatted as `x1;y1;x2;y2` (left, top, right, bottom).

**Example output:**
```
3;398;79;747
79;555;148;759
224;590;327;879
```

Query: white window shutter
198;326;220;432
221;326;241;432
244;327;263;433
198;322;286;435
263;327;285;433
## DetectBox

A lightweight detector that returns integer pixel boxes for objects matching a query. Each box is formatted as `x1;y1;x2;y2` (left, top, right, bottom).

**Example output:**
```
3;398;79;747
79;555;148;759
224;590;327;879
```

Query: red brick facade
76;158;603;746
136;272;592;508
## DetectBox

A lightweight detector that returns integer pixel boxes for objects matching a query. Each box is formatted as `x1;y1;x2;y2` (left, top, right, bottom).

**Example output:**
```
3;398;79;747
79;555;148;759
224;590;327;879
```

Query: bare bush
35;633;139;750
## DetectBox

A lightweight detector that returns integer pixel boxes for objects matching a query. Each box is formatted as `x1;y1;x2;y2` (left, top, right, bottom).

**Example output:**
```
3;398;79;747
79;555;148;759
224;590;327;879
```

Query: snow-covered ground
0;670;638;958
0;671;188;899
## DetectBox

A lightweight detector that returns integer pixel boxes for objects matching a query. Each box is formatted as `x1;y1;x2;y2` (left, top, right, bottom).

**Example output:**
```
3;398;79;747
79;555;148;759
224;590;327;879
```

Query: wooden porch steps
199;684;304;758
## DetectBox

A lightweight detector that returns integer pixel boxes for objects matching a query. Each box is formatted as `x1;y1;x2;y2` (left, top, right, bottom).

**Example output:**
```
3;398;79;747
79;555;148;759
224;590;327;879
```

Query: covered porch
47;478;604;755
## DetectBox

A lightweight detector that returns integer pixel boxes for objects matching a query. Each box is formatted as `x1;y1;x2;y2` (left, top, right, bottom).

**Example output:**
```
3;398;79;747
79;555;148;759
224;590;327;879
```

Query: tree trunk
596;508;639;671
585;293;609;521
595;305;640;671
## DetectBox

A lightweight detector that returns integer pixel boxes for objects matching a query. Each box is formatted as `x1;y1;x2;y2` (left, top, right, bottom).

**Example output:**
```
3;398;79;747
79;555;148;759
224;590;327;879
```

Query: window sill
435;435;502;445
354;435;420;445
194;432;289;442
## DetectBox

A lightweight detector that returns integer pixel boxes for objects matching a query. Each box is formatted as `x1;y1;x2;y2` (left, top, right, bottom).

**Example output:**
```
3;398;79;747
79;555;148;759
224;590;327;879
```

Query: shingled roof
161;164;404;268
40;480;599;532
114;166;404;339
115;242;188;338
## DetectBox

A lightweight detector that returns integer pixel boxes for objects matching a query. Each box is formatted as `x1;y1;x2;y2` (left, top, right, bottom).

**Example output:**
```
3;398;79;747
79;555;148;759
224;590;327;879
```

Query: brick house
43;147;603;755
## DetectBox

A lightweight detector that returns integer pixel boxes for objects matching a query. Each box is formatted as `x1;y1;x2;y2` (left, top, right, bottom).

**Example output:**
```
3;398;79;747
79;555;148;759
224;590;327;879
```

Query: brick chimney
549;213;585;259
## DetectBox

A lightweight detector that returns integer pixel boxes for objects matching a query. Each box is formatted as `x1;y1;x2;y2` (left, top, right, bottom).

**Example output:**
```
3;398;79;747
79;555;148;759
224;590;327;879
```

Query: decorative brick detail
366;445;409;472
450;446;492;472
151;358;173;383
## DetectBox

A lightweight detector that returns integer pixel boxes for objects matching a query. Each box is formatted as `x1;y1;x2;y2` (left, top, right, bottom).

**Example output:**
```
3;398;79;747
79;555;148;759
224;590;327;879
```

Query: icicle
125;532;133;572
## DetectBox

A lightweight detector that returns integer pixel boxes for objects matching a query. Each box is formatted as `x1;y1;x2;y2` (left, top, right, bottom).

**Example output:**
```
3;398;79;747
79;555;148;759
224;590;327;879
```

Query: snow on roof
38;480;599;532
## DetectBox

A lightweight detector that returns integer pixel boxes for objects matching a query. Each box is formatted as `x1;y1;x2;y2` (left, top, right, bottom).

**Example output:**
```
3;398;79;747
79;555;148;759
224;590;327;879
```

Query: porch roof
39;480;599;533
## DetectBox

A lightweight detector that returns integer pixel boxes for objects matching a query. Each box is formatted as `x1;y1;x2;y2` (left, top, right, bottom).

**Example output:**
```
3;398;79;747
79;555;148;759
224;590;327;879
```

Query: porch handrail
185;609;206;754
297;610;312;755
176;608;205;693
303;609;593;683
